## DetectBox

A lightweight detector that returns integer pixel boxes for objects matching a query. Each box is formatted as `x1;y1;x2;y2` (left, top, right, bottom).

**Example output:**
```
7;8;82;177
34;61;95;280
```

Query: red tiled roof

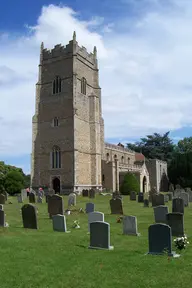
135;153;145;161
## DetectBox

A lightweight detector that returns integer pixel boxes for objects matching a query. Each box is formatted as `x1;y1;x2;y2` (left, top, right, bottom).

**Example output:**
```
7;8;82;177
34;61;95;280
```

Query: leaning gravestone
52;214;70;233
154;206;168;223
0;194;5;205
48;195;64;218
29;192;36;203
89;189;95;199
86;202;95;213
166;212;184;237
110;198;123;214
144;199;149;207
172;198;184;214
89;221;114;250
138;193;144;203
180;192;189;207
88;211;104;232
123;216;140;236
130;191;136;201
21;204;37;229
147;223;179;257
68;193;76;206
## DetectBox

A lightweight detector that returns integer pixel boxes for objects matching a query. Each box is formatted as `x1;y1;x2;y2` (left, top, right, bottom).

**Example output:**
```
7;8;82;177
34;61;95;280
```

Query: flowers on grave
73;220;80;229
174;235;189;251
65;209;71;215
116;216;123;223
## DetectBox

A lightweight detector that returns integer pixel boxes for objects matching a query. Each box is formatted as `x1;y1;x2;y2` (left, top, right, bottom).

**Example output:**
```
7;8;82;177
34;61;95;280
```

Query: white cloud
1;1;192;168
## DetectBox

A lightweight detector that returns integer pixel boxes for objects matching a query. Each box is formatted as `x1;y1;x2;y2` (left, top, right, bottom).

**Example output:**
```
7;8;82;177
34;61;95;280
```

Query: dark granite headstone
154;206;168;223
144;199;149;207
166;212;184;236
110;198;123;214
29;192;36;203
82;189;89;197
89;189;95;198
172;198;184;214
138;193;144;203
0;210;5;226
152;194;165;207
86;202;95;213
130;191;136;201
89;221;114;250
48;195;64;218
0;194;5;205
21;204;37;229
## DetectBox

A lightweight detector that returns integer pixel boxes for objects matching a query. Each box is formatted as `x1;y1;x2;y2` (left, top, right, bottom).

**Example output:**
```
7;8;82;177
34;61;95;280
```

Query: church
31;32;168;194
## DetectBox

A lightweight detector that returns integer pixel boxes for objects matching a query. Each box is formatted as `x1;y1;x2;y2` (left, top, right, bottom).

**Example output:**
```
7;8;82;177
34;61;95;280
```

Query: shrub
4;170;25;195
120;172;140;195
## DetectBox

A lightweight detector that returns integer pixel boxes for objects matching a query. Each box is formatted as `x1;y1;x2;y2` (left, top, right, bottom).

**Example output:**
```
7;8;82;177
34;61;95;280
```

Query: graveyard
0;192;191;288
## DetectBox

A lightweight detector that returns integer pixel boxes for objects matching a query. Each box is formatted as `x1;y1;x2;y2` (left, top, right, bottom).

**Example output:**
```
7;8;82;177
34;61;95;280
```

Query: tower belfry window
53;76;61;94
51;146;61;169
81;77;87;95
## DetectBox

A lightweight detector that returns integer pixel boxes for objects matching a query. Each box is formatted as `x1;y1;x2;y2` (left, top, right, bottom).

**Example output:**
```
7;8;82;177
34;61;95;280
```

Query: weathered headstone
167;192;173;201
186;188;192;202
86;202;95;213
88;211;104;232
110;198;123;214
138;193;144;203
82;189;89;197
144;199;149;207
164;194;169;203
17;194;23;203
169;183;174;192
89;221;114;250
89;189;95;198
48;195;64;218
0;194;5;205
123;216;140;236
172;198;184;214
147;223;179;257
21;204;37;229
180;192;189;207
21;189;27;199
29;192;36;203
152;194;165;207
52;214;70;232
68;193;76;206
0;204;3;210
154;206;168;223
166;213;184;236
0;210;5;226
130;191;136;201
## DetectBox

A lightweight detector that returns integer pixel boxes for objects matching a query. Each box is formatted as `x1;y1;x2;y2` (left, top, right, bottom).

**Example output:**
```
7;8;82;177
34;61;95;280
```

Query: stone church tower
31;32;104;194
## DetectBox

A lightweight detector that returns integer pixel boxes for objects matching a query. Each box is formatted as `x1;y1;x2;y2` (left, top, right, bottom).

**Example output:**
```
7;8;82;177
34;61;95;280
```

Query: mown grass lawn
0;195;191;288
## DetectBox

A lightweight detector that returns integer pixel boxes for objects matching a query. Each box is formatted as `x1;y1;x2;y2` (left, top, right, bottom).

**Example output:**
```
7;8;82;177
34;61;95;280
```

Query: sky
0;0;192;174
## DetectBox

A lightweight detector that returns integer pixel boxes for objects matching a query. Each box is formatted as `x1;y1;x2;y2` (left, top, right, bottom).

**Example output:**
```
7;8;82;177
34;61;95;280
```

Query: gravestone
169;183;174;192
29;192;36;203
123;216;140;236
147;223;179;257
0;204;3;210
17;194;23;203
164;195;169;203
37;196;43;203
68;193;76;206
0;210;5;226
167;192;173;201
52;214;70;232
46;194;51;203
0;194;5;205
21;189;27;199
21;204;37;229
152;194;165;207
89;189;95;199
110;198;123;214
130;191;136;201
86;203;95;213
138;193;144;203
166;213;184;236
180;192;189;207
88;211;104;232
82;189;89;197
154;206;168;223
172;198;184;214
89;221;114;250
48;195;64;218
144;199;149;207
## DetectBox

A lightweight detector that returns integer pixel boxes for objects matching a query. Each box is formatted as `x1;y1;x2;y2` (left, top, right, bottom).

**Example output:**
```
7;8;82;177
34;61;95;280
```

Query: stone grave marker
110;198;123;214
123;215;140;236
180;192;189;207
138;192;144;203
21;189;27;199
37;196;43;203
21;204;37;229
82;189;89;197
89;221;114;250
0;204;3;210
164;194;169;202
0;210;5;227
167;192;173;201
52;214;70;233
130;191;136;201
88;211;104;232
154;205;168;223
48;195;64;218
172;198;184;214
152;194;165;207
89;189;95;198
166;212;184;236
144;199;149;207
187;188;192;202
0;194;5;205
68;193;76;206
86;202;95;213
17;194;23;203
147;223;179;257
29;192;36;203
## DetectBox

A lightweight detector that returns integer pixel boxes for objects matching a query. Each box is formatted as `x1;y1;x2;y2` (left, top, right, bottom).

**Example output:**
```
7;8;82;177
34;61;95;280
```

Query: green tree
120;172;140;195
176;137;192;153
127;131;175;162
4;170;25;195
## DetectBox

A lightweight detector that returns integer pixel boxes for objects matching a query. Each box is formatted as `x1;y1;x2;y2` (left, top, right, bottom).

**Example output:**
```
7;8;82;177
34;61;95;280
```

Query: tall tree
176;137;192;153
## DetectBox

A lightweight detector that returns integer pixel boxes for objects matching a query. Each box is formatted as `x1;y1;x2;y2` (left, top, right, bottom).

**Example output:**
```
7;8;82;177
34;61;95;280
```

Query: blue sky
0;0;192;174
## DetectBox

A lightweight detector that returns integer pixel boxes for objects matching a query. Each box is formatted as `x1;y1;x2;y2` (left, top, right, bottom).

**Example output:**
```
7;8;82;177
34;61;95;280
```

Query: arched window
106;153;110;162
53;76;61;94
128;157;130;165
52;146;61;169
81;77;86;95
114;154;117;161
121;156;124;164
53;117;59;127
